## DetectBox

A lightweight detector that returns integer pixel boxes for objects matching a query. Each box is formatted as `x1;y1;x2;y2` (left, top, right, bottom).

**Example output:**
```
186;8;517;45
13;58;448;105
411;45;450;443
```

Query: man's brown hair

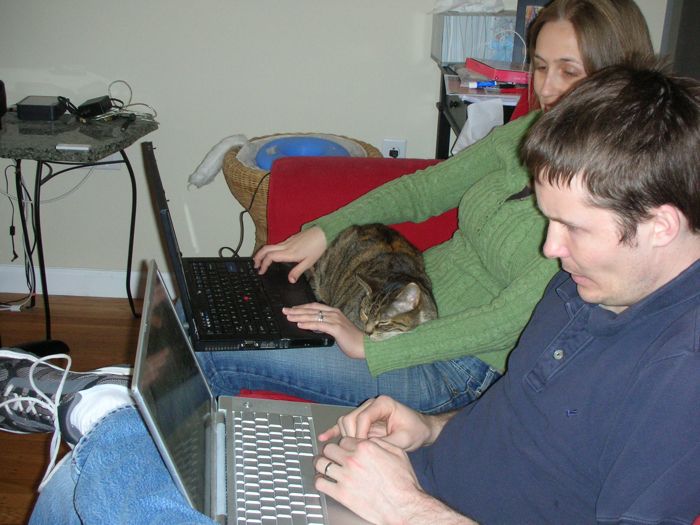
522;62;700;243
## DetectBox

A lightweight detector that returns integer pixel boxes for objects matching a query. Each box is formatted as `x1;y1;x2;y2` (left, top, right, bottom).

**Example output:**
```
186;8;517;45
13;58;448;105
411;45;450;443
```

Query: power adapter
78;95;112;118
17;96;66;121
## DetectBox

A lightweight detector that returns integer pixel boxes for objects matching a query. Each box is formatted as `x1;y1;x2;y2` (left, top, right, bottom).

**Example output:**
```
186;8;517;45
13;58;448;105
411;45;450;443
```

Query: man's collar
555;259;700;335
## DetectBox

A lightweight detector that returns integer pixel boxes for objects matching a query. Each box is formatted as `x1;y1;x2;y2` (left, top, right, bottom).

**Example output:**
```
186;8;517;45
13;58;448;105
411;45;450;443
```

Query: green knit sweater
309;112;559;376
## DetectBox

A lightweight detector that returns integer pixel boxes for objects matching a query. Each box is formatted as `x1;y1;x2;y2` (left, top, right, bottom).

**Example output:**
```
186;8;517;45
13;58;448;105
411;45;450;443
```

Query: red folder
465;58;530;85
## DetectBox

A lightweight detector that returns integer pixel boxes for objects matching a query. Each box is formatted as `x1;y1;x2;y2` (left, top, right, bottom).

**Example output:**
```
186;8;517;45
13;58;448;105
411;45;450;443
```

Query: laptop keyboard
232;409;327;525
190;260;280;337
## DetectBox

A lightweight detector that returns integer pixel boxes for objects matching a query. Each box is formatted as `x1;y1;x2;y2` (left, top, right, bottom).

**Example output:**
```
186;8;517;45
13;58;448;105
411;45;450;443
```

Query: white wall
0;0;667;296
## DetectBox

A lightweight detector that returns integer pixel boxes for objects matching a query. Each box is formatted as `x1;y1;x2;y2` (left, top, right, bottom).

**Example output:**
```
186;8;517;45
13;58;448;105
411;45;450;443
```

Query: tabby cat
310;224;437;341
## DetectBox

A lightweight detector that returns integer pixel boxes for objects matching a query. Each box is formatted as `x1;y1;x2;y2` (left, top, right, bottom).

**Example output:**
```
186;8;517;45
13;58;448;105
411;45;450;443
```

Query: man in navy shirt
313;63;700;523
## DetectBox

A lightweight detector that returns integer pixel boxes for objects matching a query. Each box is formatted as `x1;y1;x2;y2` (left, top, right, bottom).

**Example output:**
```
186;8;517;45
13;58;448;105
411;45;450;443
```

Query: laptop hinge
210;407;227;523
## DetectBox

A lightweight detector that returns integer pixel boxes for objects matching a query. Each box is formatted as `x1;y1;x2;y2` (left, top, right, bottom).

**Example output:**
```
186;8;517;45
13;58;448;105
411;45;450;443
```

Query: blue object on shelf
255;136;351;170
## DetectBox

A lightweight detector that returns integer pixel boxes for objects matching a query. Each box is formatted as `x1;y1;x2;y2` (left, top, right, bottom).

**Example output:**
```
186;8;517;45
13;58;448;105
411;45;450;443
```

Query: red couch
239;156;456;401
266;156;455;250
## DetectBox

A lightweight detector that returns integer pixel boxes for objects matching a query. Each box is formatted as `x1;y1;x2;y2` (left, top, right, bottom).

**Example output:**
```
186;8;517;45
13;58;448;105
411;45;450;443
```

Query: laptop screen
140;141;197;340
132;263;213;513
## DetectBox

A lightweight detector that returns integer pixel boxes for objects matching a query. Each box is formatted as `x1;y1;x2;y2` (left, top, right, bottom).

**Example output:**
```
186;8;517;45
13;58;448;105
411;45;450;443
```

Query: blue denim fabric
28;353;497;524
178;295;502;412
197;345;501;414
30;406;214;525
28;355;499;522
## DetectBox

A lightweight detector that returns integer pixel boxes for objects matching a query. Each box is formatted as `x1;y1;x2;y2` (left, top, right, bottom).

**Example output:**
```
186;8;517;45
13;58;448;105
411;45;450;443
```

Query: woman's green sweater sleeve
308;114;539;243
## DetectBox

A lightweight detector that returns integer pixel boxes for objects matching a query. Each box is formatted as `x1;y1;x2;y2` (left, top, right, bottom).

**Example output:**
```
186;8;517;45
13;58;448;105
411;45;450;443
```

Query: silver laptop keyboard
232;410;327;525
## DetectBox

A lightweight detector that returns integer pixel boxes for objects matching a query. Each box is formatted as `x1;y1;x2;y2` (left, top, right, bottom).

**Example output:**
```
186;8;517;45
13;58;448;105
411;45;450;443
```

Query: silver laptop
131;260;368;524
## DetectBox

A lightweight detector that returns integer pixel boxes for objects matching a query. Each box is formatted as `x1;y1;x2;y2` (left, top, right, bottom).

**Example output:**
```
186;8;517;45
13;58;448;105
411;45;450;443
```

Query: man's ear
650;204;683;247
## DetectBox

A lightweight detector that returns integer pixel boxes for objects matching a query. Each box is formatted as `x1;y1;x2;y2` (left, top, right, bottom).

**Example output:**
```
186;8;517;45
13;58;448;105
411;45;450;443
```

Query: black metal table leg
33;161;52;339
435;69;452;160
120;150;139;318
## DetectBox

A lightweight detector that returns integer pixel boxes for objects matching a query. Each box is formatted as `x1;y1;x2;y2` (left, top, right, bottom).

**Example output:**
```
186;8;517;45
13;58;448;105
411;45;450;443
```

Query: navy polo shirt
411;262;700;524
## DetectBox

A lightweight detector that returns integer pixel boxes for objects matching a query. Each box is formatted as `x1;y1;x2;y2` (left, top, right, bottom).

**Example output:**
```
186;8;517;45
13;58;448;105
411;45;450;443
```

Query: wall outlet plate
382;139;407;158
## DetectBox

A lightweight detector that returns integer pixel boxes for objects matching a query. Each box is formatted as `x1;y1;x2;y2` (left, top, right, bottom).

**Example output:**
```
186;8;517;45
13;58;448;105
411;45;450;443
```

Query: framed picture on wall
512;0;549;64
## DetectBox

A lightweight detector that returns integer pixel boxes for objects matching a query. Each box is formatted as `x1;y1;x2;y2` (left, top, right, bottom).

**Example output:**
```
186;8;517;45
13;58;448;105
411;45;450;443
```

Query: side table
0;111;158;340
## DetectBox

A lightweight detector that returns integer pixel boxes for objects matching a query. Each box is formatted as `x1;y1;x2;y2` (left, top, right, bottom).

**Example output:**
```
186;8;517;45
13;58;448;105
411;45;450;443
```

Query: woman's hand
253;226;327;283
318;395;436;452
283;302;366;358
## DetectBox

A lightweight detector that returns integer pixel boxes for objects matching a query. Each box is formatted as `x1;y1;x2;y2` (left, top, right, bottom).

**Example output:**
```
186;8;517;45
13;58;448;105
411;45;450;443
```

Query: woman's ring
324;460;334;476
317;311;325;322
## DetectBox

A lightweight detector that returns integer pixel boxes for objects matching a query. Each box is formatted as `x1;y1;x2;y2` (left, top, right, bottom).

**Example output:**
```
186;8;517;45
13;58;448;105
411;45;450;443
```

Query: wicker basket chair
222;133;381;252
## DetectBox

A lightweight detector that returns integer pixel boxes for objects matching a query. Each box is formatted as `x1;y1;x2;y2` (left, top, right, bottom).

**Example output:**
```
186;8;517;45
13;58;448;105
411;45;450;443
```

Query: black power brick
78;95;112;119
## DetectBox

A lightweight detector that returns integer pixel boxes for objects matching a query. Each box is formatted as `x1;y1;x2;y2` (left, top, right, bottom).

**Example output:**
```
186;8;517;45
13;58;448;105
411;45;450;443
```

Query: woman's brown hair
527;0;653;74
524;0;654;110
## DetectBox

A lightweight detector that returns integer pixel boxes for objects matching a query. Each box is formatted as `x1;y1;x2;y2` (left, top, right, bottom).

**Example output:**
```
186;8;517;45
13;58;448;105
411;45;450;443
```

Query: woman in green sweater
199;0;654;413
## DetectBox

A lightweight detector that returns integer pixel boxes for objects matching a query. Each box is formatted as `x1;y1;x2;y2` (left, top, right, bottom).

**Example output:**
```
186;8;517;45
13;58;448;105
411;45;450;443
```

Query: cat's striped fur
310;224;437;341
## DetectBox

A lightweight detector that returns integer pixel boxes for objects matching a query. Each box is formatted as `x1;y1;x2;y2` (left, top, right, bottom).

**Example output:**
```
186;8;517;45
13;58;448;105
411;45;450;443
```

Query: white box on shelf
431;11;516;66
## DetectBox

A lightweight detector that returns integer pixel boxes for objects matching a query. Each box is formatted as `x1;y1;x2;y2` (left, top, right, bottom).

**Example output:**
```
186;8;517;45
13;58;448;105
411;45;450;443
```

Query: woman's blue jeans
196;345;501;415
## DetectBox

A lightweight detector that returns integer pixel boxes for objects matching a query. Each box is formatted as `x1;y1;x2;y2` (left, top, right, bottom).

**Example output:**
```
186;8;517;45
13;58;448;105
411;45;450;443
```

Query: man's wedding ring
324;460;333;476
317;310;325;322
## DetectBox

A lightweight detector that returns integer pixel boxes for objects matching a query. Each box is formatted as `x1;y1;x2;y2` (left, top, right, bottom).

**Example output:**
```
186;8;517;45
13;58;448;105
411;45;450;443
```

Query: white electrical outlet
95;152;122;170
382;139;407;158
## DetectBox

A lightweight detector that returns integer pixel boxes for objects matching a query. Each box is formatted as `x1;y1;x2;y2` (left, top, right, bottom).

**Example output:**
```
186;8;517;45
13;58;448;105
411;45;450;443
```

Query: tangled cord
58;80;157;124
102;79;157;120
218;171;270;258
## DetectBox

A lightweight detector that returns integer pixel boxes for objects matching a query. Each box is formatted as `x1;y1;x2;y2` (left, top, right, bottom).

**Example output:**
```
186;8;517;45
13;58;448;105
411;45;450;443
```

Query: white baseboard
0;264;175;298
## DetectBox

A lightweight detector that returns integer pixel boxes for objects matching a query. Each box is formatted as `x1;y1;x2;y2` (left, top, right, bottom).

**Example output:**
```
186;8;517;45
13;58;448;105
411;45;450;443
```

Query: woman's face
532;19;586;111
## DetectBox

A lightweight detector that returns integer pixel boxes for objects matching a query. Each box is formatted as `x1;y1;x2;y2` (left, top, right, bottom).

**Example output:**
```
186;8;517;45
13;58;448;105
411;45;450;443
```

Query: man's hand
315;437;422;524
315;437;477;525
319;396;447;452
283;303;366;358
253;226;327;283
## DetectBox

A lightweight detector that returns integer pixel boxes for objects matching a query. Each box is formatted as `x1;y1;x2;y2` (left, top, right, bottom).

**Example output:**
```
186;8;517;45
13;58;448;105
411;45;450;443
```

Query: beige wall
0;0;667;296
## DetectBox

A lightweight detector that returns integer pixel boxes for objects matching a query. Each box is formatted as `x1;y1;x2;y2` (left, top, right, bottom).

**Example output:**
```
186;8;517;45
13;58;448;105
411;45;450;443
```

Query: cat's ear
356;275;373;296
392;282;421;313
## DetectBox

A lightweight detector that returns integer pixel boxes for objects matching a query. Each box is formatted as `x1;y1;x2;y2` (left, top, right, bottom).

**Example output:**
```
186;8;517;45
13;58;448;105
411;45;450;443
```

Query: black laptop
141;141;333;352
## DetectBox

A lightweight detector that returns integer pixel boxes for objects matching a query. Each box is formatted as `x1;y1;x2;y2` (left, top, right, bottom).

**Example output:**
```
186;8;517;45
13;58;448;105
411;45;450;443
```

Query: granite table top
0;111;158;163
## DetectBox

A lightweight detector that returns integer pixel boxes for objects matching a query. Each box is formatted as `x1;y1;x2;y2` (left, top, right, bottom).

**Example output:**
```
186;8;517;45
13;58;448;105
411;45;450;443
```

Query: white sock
60;384;132;444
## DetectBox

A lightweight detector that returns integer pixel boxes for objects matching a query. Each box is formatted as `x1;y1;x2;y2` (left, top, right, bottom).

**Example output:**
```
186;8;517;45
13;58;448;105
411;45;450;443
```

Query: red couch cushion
267;157;456;251
238;389;311;402
509;87;531;121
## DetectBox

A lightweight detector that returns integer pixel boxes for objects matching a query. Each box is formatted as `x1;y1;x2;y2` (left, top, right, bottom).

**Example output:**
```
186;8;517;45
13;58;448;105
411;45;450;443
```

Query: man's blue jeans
30;406;214;525
196;345;501;414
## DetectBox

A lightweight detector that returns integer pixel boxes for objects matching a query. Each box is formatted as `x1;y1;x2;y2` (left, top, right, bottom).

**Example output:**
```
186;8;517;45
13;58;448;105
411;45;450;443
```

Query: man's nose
543;224;567;260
